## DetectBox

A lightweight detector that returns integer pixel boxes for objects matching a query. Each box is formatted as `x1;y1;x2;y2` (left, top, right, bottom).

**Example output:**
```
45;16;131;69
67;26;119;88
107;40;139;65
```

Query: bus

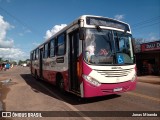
30;15;137;98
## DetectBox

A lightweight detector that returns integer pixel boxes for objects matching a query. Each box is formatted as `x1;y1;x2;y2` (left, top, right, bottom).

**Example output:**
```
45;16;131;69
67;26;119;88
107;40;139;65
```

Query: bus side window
32;51;34;60
48;42;50;58
33;50;35;60
50;39;55;57
44;43;48;58
36;49;39;60
35;49;37;60
30;52;33;60
57;33;66;56
43;45;45;58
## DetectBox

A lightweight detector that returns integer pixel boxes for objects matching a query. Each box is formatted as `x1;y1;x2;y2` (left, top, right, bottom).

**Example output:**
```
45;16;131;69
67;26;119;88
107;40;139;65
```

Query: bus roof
31;15;131;52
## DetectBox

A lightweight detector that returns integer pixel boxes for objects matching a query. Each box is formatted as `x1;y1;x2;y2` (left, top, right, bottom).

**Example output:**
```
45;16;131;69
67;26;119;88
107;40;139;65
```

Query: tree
18;60;29;65
18;60;23;65
134;38;145;53
10;61;17;65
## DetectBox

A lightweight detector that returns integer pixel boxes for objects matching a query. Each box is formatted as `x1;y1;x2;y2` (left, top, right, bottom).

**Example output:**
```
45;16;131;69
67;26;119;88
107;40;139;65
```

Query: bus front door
69;31;80;94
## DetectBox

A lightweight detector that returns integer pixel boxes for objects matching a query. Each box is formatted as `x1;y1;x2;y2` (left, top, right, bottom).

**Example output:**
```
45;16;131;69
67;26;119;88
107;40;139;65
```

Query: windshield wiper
95;25;112;49
95;25;101;32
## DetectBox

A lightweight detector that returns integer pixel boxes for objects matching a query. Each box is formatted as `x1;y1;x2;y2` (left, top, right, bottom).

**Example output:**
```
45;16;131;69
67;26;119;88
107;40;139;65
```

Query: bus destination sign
86;17;130;32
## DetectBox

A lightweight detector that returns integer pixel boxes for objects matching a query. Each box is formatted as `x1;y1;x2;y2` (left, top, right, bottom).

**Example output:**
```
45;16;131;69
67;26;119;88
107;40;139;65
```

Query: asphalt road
0;66;160;120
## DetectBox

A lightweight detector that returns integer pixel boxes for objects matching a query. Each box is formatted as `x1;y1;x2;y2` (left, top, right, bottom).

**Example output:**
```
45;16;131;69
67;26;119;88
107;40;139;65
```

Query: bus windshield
84;28;134;65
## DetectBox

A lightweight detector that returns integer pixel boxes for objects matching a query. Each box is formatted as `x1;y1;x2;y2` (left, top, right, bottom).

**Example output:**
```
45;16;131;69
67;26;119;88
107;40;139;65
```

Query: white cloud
149;36;157;41
32;42;40;46
44;24;67;40
18;33;24;36
0;39;14;48
25;29;31;33
148;33;159;40
0;48;29;61
0;15;28;61
144;33;159;42
114;14;124;21
0;15;14;48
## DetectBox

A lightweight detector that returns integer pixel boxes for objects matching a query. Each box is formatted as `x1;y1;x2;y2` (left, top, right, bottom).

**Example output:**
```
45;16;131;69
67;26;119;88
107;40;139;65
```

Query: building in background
136;41;160;76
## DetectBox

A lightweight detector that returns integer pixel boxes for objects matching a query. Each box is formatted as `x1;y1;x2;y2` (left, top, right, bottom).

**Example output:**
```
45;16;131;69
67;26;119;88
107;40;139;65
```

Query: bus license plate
114;87;122;92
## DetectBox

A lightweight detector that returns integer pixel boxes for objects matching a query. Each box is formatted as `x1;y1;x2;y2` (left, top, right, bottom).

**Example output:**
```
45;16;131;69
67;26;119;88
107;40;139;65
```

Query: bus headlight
82;74;101;86
131;73;137;82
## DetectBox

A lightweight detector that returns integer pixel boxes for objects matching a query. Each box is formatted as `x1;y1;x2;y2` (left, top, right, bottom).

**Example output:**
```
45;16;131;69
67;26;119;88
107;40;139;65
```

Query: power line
131;15;160;31
132;21;160;30
131;16;160;27
0;6;41;37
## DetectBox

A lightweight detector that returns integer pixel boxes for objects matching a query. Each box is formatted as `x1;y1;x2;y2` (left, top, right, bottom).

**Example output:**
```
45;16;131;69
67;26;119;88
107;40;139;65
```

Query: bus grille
94;69;133;77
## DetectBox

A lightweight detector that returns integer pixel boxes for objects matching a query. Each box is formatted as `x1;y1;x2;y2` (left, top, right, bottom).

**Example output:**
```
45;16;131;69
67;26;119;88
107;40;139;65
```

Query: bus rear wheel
58;77;65;93
35;70;38;80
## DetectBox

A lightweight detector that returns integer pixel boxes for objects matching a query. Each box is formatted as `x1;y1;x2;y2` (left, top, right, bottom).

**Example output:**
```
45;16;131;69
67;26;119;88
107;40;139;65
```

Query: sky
0;0;160;61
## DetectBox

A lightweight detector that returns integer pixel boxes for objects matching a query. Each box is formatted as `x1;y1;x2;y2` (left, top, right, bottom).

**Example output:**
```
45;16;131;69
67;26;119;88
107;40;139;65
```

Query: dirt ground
0;66;159;120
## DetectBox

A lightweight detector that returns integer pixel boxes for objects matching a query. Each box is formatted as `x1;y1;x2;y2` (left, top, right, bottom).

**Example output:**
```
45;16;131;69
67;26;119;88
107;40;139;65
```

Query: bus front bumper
82;79;137;98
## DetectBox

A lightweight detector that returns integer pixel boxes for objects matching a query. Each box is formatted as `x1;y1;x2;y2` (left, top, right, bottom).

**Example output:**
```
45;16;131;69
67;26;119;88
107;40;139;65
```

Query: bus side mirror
79;28;85;40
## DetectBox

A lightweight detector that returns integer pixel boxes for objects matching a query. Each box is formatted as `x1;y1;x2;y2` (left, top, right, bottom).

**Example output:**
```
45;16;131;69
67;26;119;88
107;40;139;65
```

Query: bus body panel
31;60;39;75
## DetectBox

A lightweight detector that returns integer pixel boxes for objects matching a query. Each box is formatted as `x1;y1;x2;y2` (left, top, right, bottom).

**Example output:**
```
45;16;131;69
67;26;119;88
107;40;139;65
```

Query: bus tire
35;70;39;80
57;75;65;93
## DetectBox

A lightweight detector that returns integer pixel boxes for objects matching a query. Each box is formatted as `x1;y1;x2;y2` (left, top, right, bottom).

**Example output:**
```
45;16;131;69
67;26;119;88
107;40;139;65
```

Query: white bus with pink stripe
30;15;137;98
